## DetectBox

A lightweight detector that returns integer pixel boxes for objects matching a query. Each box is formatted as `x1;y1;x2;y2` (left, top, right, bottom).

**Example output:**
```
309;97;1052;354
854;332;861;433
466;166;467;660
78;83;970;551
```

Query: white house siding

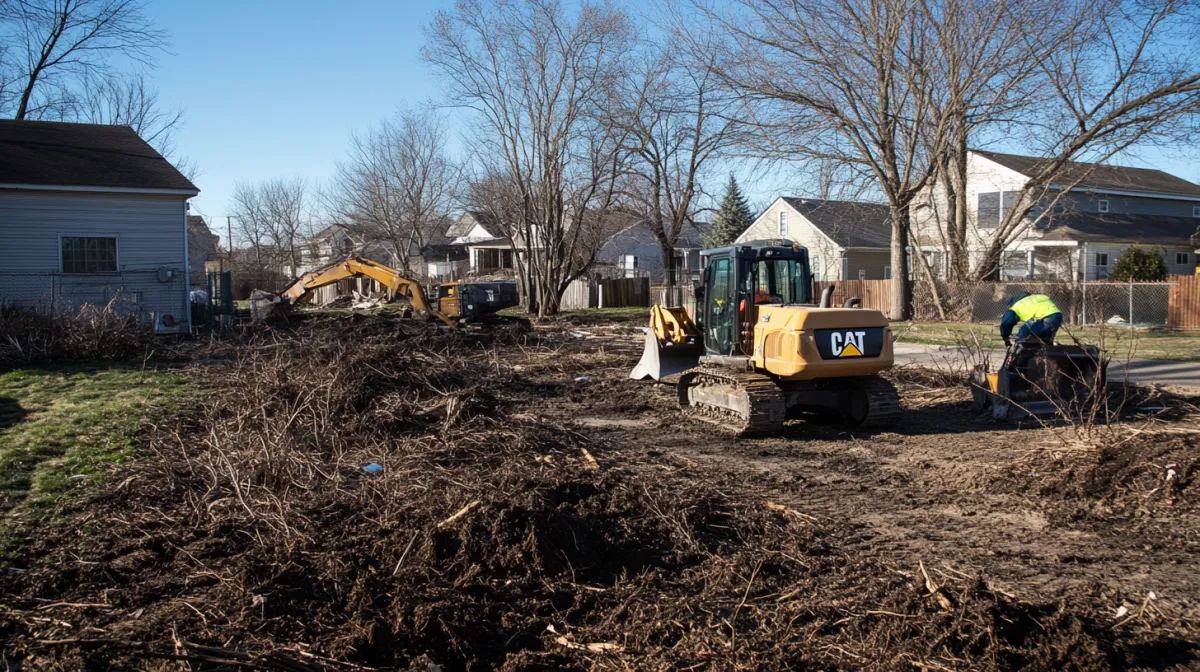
735;199;844;281
0;190;189;331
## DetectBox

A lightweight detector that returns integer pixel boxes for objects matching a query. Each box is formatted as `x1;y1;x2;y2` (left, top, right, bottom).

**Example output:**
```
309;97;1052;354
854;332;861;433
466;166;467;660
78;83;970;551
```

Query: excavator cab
697;242;811;358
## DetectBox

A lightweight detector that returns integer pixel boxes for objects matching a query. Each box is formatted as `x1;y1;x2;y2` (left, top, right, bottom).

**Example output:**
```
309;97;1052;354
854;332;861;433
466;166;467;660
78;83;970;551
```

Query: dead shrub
0;301;155;368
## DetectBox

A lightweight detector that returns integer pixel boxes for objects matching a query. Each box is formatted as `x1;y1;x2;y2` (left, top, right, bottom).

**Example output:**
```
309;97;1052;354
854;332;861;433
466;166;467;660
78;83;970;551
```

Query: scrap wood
554;636;624;654
765;500;818;522
580;447;600;470
437;499;481;528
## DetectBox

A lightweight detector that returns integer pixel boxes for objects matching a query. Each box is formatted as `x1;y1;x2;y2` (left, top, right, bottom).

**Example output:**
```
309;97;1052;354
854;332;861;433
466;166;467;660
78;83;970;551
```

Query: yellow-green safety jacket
1010;294;1061;322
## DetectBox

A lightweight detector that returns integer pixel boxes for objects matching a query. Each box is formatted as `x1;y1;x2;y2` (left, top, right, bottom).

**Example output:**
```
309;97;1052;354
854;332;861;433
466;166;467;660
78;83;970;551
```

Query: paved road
893;342;1200;390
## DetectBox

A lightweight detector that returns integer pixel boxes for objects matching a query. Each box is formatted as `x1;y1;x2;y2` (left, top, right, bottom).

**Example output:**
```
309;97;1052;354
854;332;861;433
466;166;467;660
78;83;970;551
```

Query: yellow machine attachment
629;305;703;381
251;257;455;327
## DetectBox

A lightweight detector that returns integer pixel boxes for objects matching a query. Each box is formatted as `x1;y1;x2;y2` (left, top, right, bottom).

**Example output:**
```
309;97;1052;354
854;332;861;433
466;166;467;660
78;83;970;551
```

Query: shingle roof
1039;211;1200;246
0;120;198;193
973;150;1200;198
781;198;892;248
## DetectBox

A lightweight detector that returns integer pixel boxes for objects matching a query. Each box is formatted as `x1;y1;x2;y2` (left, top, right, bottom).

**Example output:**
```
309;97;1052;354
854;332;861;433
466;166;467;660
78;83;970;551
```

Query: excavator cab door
703;255;737;356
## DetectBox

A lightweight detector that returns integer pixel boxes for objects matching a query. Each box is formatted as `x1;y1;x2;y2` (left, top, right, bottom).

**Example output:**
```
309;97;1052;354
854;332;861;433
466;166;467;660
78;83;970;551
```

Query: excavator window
751;258;811;305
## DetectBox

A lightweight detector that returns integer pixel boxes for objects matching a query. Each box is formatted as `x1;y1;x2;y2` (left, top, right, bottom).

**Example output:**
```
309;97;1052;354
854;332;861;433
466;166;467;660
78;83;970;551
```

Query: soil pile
0;316;1184;670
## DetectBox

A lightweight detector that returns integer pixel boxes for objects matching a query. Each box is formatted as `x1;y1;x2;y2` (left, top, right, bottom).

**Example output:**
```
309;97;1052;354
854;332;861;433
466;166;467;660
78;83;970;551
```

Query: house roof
781;198;892;248
0;120;198;194
448;211;499;239
973;150;1200;199
1038;211;1200;246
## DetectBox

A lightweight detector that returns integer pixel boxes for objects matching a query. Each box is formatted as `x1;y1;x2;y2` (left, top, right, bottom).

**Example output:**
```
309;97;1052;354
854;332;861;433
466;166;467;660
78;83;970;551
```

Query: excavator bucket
630;329;702;381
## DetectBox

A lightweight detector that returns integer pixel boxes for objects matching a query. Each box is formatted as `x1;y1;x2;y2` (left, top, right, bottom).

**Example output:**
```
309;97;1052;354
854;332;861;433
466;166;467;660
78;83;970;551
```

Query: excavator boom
261;257;455;327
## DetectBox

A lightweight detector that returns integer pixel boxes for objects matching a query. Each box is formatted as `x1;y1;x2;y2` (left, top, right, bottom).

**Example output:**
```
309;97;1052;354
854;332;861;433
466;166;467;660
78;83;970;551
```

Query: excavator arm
276;257;455;327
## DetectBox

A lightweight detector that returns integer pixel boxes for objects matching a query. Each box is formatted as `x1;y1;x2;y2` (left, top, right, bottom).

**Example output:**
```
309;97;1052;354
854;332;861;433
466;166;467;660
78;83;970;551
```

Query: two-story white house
735;198;893;280
0;120;199;332
912;150;1200;280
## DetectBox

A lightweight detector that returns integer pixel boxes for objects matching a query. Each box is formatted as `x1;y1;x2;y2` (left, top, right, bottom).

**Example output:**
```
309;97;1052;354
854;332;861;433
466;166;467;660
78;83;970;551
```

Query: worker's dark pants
1015;313;1063;345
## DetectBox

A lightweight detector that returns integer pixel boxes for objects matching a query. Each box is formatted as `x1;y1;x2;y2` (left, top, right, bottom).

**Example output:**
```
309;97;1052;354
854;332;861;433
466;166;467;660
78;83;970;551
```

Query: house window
858;269;867;281
883;266;892;279
1193;206;1200;218
1178;252;1190;266
977;192;1000;229
1098;199;1109;213
778;211;788;236
1095;252;1109;279
61;236;118;273
619;254;638;270
811;254;820;280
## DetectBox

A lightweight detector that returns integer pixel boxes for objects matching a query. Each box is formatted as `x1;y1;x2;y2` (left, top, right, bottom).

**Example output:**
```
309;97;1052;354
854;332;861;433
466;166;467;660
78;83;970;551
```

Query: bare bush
0;301;155;367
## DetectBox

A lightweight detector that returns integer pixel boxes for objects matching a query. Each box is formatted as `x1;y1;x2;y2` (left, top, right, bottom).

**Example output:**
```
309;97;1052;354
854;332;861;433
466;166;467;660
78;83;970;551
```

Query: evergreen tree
704;175;754;248
1110;245;1168;281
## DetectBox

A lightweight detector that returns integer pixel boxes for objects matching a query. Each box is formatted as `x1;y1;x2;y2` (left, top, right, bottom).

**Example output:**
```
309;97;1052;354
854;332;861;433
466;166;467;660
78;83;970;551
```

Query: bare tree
609;43;738;287
0;0;167;120
327;106;461;275
231;178;312;279
966;0;1200;280
424;0;631;317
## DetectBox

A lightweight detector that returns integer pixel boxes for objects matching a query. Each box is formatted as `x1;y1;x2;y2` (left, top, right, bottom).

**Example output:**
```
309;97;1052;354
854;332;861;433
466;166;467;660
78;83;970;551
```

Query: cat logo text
830;331;867;357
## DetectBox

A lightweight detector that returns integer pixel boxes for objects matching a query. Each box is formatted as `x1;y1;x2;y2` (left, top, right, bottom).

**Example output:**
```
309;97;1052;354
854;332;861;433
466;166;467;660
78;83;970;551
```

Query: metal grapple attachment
969;342;1108;420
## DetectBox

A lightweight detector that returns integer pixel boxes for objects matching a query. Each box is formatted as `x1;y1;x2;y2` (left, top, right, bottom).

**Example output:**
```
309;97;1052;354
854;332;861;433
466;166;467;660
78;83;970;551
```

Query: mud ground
528;322;1200;641
2;313;1198;670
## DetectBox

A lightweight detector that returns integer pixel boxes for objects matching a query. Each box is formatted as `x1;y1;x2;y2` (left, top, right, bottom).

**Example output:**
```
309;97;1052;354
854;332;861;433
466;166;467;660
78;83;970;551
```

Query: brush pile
0;302;155;368
0;315;1179;670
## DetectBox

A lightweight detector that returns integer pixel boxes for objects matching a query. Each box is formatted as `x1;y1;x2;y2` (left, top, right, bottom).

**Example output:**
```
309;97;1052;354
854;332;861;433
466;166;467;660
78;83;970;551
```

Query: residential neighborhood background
0;0;1198;328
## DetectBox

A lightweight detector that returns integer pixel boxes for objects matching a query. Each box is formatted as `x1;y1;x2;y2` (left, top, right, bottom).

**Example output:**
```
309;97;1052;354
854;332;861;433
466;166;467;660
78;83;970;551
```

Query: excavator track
850;375;901;429
677;367;786;437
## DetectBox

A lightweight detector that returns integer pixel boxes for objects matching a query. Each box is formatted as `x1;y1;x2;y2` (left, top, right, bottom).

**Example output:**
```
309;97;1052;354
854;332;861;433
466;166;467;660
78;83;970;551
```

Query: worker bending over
1000;292;1063;347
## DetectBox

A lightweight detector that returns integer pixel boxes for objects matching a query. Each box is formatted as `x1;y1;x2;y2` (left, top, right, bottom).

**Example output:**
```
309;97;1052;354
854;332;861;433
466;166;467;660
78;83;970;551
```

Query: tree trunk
888;207;912;321
659;240;676;288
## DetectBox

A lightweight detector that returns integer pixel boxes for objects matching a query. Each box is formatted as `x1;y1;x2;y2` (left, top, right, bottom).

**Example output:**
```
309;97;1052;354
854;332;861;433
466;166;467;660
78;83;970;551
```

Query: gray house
0;120;199;332
596;220;708;282
911;150;1200;279
736;198;893;280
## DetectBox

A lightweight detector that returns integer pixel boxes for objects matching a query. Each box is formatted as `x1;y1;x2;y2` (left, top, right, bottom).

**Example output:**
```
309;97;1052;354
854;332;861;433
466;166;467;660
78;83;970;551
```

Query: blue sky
153;0;457;226
147;0;1197;240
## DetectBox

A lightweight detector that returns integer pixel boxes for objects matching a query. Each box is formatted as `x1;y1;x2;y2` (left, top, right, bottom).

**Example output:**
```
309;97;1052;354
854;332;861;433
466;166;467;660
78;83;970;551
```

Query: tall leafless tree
424;0;632;317
327;106;461;276
231;177;312;280
609;43;738;287
965;0;1200;280
675;0;956;320
0;0;167;120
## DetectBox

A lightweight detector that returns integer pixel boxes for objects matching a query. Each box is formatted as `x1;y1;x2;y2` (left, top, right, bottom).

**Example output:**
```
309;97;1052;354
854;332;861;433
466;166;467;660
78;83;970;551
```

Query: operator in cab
999;292;1063;347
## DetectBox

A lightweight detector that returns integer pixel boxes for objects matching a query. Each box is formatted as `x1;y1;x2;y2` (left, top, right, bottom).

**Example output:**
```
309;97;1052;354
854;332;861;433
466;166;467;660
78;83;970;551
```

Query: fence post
1081;279;1086;325
1129;279;1134;325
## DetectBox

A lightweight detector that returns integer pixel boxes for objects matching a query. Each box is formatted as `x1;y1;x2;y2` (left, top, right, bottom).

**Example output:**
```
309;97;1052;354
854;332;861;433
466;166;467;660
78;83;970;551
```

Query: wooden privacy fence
812;280;891;312
559;277;651;311
1168;275;1200;330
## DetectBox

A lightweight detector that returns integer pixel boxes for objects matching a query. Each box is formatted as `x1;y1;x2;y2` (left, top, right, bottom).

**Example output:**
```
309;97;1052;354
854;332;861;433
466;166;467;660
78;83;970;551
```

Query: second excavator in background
250;257;520;326
631;240;900;436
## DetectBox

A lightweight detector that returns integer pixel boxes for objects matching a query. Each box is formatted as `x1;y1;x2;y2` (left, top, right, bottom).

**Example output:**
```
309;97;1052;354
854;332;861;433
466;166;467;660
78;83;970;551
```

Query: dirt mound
0;316;1185;670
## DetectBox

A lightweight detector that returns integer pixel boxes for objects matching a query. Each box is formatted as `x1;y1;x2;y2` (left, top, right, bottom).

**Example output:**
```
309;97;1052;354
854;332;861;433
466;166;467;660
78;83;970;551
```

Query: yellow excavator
251;257;455;325
631;240;899;436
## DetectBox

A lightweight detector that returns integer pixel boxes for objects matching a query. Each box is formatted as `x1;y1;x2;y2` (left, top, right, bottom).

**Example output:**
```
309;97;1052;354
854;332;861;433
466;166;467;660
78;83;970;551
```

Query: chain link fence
915;280;1174;327
0;270;191;332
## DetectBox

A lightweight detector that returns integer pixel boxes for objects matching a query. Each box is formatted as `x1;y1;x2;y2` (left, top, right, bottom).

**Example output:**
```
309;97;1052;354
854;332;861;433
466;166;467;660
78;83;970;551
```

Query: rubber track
853;375;901;428
677;367;786;437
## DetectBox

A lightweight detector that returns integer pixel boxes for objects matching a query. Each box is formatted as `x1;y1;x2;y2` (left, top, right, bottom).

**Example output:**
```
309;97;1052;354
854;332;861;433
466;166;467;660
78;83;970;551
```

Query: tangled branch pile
0;302;155;368
0;316;1179;670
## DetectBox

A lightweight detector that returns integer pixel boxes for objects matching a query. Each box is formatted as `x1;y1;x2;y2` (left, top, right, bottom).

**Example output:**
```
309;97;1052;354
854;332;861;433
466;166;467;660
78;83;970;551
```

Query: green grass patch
0;365;191;513
892;321;1200;361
